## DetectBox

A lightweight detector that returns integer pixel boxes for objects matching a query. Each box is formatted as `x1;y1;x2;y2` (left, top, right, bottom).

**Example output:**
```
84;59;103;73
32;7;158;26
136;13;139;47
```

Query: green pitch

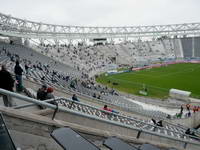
96;63;200;99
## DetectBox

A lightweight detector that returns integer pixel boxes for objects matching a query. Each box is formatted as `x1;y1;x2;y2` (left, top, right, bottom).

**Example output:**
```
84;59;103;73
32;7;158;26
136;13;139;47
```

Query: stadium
0;1;200;150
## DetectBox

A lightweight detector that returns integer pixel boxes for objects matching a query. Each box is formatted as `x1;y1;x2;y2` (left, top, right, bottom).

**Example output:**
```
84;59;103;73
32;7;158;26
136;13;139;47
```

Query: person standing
0;65;16;107
14;60;24;92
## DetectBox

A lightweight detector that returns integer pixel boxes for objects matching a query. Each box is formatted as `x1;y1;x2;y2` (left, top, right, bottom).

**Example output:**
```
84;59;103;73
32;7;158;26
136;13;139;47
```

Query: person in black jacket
72;94;80;102
14;60;23;92
0;65;16;107
37;85;47;109
37;85;47;101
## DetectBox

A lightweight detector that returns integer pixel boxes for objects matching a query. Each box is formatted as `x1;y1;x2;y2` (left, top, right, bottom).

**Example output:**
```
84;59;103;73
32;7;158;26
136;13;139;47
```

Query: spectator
151;118;163;127
186;111;191;117
103;105;112;112
72;94;80;102
180;105;183;114
185;128;198;139
157;120;163;127
25;63;30;74
0;65;16;107
103;105;119;114
14;60;24;92
36;85;47;109
37;85;47;101
186;104;190;111
166;114;171;119
193;106;198;113
93;93;97;98
151;118;157;125
46;87;56;105
46;87;55;99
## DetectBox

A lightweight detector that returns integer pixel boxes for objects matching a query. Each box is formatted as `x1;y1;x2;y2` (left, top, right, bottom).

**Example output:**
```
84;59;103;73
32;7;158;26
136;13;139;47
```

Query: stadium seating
181;38;193;58
1;38;200;149
48;98;199;141
194;37;200;57
0;42;172;119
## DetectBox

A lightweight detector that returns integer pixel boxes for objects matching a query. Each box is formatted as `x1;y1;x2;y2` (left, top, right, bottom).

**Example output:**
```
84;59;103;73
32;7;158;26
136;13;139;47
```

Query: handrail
0;88;200;148
13;98;61;109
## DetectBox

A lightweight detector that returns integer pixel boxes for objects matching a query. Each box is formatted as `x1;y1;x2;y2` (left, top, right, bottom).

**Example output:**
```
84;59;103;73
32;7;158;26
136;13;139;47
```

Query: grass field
96;63;200;99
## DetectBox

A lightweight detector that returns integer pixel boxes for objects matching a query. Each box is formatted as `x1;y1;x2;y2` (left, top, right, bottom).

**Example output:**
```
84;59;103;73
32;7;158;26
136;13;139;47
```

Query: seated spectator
151;118;157;125
36;85;47;109
72;94;80;102
46;87;55;99
37;85;47;101
93;93;96;98
103;105;119;114
70;80;76;89
46;87;56;105
185;128;192;135
41;76;45;81
103;105;112;112
166;114;171;119
157;120;163;127
185;128;199;140
97;95;101;99
151;118;163;127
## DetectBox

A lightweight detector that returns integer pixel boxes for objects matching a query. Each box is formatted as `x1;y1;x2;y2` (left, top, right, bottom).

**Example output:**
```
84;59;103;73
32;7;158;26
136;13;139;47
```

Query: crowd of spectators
0;45;122;110
175;104;200;119
38;39;176;77
39;43;114;76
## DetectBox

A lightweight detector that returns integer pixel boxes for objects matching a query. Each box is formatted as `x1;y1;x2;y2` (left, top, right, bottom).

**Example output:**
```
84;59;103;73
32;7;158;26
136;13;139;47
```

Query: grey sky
0;0;200;26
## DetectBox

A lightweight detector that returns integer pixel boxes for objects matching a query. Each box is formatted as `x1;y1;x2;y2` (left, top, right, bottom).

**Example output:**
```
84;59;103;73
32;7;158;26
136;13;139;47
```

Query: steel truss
0;12;200;40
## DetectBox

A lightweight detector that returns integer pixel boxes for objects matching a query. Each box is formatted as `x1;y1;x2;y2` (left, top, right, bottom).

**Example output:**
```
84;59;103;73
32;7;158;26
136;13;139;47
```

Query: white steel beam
0;12;200;39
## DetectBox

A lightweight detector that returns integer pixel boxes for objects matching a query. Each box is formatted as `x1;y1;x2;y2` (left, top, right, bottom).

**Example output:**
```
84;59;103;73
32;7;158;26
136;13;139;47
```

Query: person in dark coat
37;85;47;101
0;65;16;107
72;94;80;102
14;60;24;92
37;85;47;109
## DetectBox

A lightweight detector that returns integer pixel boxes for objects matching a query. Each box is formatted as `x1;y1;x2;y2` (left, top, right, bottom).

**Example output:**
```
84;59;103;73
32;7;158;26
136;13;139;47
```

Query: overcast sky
0;0;200;26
